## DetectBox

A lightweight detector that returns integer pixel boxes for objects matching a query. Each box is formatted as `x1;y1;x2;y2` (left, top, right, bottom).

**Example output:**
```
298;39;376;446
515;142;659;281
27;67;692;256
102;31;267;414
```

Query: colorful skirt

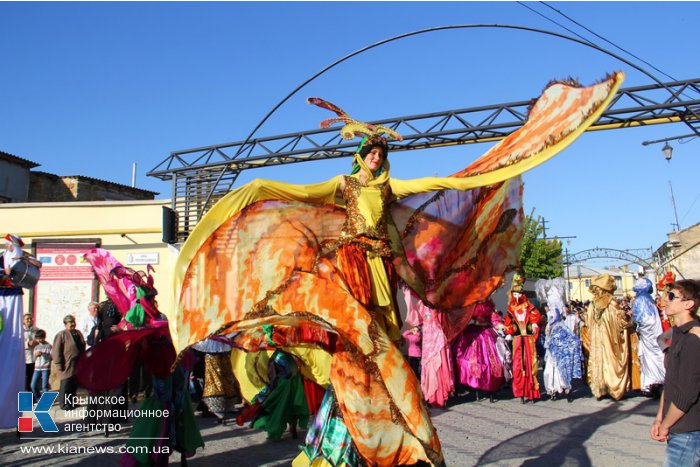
294;388;360;467
452;325;505;392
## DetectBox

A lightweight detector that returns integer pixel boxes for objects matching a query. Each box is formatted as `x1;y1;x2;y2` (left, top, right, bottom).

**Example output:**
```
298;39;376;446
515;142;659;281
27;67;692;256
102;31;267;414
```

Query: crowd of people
3;72;699;466
399;271;675;409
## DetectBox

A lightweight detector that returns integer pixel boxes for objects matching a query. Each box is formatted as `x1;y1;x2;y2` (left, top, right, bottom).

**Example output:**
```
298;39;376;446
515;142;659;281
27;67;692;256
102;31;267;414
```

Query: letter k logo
18;392;58;432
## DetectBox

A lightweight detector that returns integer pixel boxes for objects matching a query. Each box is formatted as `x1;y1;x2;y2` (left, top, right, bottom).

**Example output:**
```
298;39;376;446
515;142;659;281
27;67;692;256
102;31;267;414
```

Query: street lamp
662;142;673;161
641;133;696;161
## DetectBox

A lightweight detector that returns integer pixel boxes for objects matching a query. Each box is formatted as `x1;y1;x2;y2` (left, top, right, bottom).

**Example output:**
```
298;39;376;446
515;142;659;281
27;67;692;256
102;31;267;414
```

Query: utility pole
538;227;577;302
555;236;577;303
540;217;549;239
669;180;681;231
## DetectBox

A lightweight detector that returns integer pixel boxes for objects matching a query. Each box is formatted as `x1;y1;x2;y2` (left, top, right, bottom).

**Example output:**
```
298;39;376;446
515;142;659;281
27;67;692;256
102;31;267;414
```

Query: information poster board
33;242;99;343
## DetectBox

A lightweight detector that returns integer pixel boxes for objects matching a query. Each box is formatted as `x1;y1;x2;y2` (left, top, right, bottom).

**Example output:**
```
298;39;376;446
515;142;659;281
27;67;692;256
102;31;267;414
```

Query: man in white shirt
564;305;581;336
79;301;99;348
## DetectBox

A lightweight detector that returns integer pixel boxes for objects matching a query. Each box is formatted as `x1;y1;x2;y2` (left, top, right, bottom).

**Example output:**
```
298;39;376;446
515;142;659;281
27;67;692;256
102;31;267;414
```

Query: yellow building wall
566;272;639;302
2;199;177;325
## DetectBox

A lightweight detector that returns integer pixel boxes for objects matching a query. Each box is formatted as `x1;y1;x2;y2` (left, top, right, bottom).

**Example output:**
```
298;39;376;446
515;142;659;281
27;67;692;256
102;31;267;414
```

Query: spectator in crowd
535;307;548;370
23;313;39;392
651;279;700;466
52;315;86;410
402;325;422;379
79;301;99;348
564;304;581;337
31;329;52;401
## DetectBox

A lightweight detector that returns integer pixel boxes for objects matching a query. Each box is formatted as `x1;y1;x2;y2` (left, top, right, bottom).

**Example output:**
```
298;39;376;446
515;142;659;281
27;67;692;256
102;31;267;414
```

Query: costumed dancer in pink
452;299;506;402
403;287;454;408
77;249;203;466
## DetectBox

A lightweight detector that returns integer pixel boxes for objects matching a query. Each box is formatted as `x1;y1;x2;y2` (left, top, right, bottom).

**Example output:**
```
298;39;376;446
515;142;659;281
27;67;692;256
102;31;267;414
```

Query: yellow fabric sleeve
389;172;520;199
389;73;622;200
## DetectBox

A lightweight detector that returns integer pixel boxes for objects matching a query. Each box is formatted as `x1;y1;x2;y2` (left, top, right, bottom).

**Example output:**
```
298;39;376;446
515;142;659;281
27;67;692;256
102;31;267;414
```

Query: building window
584;279;591;287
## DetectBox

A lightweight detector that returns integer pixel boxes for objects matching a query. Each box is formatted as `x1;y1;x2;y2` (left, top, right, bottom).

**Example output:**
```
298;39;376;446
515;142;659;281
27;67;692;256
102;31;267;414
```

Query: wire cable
540;2;682;84
680;191;700;224
516;2;593;45
521;2;696;103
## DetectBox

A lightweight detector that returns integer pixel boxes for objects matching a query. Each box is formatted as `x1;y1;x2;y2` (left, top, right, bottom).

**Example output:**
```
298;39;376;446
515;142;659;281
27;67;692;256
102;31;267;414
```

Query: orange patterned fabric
391;178;524;342
336;243;373;307
174;74;623;466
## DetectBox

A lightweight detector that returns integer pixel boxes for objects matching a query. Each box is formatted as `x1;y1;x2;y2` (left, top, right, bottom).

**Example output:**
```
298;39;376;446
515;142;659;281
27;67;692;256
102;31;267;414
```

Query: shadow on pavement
191;434;302;466
477;398;657;466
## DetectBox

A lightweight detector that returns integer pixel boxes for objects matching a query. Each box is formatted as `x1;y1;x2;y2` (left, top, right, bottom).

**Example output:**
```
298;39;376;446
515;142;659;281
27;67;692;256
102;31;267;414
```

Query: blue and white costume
537;278;584;396
631;277;665;391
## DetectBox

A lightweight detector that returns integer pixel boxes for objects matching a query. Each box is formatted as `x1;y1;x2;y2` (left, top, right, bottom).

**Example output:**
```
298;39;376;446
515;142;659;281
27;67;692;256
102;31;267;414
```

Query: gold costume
584;275;631;400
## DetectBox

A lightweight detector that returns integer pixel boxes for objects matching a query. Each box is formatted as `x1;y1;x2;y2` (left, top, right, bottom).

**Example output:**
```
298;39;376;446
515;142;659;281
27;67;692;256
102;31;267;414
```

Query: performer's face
364;146;384;172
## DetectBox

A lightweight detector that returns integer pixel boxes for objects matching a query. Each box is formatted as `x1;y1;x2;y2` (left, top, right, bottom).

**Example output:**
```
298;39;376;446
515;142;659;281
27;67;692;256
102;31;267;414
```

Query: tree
519;211;564;279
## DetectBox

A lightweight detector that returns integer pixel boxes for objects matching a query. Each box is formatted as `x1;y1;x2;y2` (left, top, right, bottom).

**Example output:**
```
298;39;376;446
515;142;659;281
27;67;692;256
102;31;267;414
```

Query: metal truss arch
566;247;654;269
148;23;700;241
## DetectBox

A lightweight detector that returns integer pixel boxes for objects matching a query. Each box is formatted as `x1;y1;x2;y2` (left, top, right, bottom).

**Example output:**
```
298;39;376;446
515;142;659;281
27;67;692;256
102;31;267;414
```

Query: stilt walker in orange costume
170;74;623;466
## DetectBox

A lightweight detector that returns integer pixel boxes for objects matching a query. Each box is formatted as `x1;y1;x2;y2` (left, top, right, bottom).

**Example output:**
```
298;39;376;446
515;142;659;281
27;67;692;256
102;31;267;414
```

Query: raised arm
390;173;519;200
233;177;342;205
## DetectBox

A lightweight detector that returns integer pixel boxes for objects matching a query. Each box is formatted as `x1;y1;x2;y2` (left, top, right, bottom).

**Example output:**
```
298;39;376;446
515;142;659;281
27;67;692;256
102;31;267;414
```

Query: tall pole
565;247;571;303
669;180;681;231
577;265;583;301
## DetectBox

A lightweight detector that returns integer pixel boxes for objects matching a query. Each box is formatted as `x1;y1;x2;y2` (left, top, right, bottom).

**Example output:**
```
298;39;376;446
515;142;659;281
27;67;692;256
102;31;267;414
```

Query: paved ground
0;383;665;466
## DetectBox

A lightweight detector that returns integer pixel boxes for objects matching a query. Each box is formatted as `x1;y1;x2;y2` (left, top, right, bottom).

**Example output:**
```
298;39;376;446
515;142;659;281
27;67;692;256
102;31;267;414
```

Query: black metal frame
148;78;700;241
566;247;654;269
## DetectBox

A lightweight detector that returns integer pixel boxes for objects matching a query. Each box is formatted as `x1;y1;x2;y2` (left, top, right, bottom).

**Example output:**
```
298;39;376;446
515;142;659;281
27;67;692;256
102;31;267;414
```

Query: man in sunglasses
650;279;700;466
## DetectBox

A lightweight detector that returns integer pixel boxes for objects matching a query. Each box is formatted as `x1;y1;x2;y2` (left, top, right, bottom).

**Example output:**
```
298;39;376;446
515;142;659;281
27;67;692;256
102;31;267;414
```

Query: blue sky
1;2;698;263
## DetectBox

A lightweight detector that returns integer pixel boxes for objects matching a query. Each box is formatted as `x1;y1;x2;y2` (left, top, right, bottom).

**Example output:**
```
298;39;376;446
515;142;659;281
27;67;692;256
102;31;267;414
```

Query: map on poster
33;243;97;342
35;281;95;342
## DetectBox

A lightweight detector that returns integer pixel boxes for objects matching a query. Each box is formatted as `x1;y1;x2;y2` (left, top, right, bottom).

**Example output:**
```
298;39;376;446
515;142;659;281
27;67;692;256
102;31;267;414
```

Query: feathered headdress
510;273;525;294
307;97;403;152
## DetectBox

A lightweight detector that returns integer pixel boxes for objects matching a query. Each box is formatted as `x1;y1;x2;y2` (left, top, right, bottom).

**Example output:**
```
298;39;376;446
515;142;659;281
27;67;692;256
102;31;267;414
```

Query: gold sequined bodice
340;175;393;241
